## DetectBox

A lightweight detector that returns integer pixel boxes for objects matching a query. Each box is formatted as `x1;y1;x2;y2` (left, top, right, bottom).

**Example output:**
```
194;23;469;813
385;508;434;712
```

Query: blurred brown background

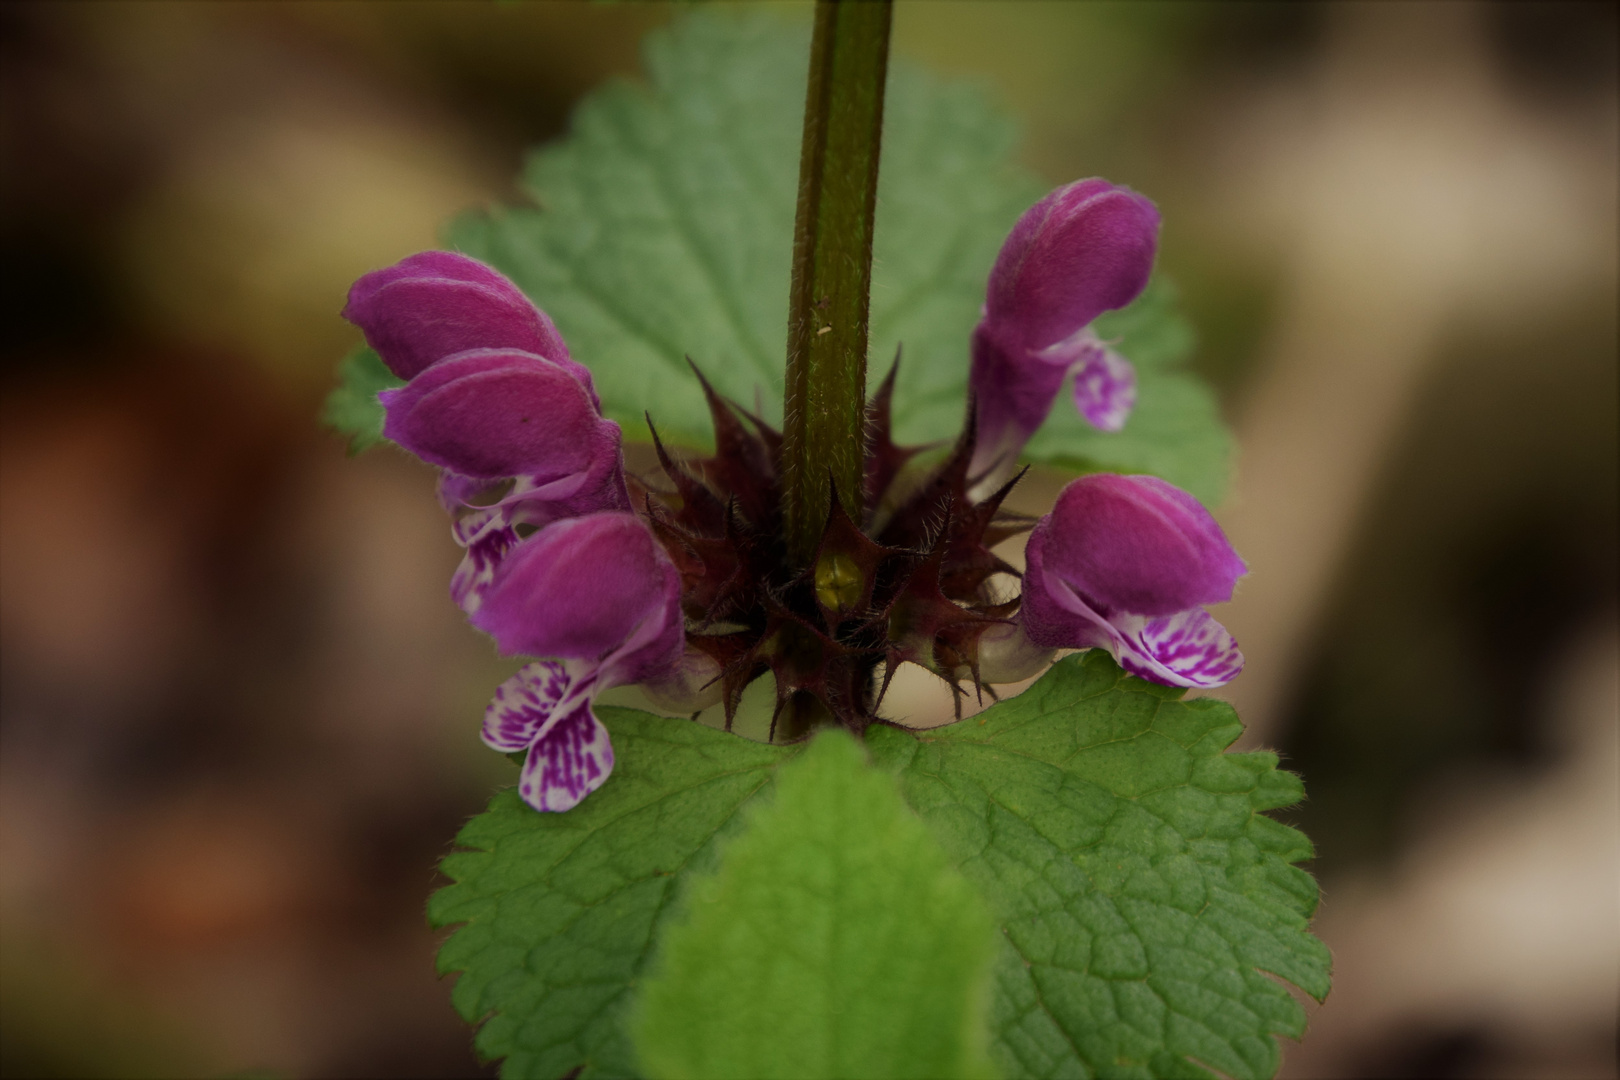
1;2;1614;1077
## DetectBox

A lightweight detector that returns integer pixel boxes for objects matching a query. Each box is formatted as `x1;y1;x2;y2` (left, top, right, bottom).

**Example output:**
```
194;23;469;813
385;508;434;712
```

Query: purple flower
344;250;597;403
472;512;685;812
1019;473;1245;688
969;180;1160;486
346;251;633;615
343;252;676;812
376;347;630;612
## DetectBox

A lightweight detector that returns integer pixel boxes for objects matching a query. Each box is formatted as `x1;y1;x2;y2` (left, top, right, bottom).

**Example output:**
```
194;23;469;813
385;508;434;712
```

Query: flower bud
344;251;596;401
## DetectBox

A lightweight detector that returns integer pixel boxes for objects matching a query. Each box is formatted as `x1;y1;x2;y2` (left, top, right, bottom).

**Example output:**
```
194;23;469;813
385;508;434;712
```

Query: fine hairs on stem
780;0;893;566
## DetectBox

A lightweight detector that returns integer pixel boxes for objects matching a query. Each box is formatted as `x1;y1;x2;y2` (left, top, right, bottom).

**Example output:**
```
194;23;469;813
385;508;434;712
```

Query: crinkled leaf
632;730;997;1080
868;651;1330;1080
320;346;402;454
430;708;800;1079
446;12;1231;502
435;653;1326;1080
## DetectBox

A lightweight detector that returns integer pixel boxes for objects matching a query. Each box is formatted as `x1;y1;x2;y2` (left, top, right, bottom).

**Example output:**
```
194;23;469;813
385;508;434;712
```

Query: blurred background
1;2;1614;1077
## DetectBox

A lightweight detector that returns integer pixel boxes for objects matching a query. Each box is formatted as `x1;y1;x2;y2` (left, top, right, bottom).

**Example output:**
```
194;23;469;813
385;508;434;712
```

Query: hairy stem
780;0;892;564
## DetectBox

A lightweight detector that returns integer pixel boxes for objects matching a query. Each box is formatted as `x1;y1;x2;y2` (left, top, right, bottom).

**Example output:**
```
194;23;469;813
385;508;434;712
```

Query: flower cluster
344;180;1245;814
345;253;683;811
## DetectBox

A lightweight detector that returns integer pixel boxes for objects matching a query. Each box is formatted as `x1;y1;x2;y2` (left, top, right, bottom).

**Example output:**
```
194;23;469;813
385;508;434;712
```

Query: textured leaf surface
633;730;997;1080
446;13;1231;502
321;346;402;454
430;708;799;1079
867;652;1330;1080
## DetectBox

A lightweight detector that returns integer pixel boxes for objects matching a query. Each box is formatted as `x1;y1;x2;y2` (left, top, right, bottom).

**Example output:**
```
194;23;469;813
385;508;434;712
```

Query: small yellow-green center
815;551;864;613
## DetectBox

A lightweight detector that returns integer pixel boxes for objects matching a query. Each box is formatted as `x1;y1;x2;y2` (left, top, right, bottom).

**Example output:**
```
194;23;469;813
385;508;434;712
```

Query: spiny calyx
634;360;1033;742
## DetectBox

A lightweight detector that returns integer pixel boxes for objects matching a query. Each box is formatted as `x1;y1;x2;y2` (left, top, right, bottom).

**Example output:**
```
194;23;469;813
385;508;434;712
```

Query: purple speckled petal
1027;474;1245;619
470;512;683;681
518;699;614;813
448;510;521;616
1112;608;1244;688
480;660;616;813
984;179;1160;354
481;659;590;751
1066;340;1136;433
1019;478;1245;689
1020;540;1242;688
344;251;597;401
380;348;621;484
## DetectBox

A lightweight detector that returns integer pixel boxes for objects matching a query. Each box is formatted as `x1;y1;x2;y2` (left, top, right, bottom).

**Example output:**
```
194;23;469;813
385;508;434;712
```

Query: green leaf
430;708;801;1079
867;652;1330;1080
435;654;1326;1080
320;346;402;454
632;730;998;1080
447;11;1231;502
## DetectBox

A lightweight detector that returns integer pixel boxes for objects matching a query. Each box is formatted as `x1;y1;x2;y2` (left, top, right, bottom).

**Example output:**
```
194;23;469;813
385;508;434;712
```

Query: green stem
780;0;892;565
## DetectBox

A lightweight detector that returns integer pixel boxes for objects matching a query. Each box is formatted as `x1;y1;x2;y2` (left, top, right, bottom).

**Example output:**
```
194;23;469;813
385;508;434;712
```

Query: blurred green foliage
321;347;402;455
633;731;996;1080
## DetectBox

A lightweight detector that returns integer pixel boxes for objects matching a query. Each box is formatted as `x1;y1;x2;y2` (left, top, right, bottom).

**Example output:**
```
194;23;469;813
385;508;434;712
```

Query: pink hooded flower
1019;473;1245;688
969;180;1160;487
471;512;684;812
345;254;630;614
377;347;629;613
